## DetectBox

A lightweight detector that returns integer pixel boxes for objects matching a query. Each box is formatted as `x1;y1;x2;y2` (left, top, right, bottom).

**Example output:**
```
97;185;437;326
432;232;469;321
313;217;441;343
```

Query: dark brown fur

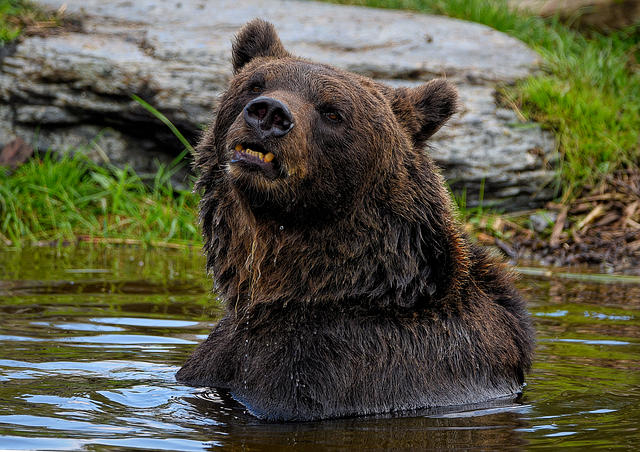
176;19;535;421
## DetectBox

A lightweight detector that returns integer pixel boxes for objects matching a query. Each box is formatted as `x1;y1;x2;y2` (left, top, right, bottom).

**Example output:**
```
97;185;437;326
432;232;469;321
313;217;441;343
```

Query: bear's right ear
232;19;292;74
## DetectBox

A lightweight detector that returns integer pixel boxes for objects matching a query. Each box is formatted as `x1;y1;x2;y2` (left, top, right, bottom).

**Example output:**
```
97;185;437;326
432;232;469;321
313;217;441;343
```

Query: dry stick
620;200;639;227
604;228;640;264
577;204;605;231
76;236;190;250
0;231;13;247
495;238;518;259
604;173;640;198
549;206;569;247
627;218;640;229
477;232;496;245
627;239;640;253
574;193;618;203
571;226;582;244
594;212;621;228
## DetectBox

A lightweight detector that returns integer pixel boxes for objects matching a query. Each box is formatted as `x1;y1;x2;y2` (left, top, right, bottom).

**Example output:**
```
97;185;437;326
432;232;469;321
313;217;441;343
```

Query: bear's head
196;19;468;311
197;19;458;224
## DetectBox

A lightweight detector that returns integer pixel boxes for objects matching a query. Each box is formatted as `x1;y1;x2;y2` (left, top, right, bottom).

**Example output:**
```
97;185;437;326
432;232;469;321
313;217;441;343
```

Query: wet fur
177;19;535;421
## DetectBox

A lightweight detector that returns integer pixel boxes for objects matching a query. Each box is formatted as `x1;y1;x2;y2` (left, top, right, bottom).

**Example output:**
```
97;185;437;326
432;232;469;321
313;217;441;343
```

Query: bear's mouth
230;143;279;178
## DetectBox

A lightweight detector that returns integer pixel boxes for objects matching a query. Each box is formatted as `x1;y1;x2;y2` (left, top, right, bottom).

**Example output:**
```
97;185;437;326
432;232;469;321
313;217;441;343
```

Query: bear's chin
226;157;292;208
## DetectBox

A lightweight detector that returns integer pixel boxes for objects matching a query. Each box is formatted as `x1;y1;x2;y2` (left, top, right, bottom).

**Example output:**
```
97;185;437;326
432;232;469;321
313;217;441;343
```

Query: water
1;247;638;451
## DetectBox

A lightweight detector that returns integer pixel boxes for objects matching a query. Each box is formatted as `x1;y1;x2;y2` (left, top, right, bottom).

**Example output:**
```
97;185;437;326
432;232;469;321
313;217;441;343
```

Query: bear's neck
201;186;470;315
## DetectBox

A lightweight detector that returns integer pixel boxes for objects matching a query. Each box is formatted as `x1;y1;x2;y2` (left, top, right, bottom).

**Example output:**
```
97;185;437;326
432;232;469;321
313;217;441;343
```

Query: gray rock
16;105;87;124
0;106;17;146
514;0;640;31
0;0;555;209
529;211;559;233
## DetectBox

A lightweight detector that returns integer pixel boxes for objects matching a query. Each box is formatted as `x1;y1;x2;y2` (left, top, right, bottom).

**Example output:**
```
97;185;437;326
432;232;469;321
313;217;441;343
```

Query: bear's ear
232;19;292;74
391;80;458;148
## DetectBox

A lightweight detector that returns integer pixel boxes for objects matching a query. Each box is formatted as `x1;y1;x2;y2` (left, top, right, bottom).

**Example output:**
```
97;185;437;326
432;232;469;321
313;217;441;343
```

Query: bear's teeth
234;145;273;164
245;149;264;159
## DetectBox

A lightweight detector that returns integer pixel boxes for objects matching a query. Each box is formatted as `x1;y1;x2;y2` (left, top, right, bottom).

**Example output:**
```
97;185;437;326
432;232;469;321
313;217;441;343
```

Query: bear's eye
250;84;262;93
323;110;342;123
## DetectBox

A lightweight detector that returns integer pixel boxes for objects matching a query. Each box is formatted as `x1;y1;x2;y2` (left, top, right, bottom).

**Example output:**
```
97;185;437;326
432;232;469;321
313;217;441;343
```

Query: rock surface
515;0;640;31
0;0;555;208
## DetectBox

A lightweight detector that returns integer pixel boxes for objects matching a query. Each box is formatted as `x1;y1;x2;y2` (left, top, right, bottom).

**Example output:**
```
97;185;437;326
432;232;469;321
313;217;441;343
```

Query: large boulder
516;0;640;31
0;0;555;209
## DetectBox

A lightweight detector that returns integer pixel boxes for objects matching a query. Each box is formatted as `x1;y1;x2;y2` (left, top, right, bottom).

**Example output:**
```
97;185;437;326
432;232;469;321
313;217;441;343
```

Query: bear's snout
244;96;294;139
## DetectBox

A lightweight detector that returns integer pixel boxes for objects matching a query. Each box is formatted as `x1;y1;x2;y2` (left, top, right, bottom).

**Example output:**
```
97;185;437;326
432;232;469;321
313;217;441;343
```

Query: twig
620;201;639;228
574;193;620;203
604;228;640;264
603;173;640;198
0;231;13;247
549;206;569;247
495;238;518;259
76;235;192;250
577;204;605;231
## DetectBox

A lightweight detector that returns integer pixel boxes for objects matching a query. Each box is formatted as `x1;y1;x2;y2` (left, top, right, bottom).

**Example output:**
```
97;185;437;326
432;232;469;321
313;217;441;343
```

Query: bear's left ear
232;19;292;74
391;80;458;148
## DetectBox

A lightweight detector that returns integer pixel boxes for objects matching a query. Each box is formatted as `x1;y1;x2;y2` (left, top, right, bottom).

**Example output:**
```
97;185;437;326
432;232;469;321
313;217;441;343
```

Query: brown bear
176;19;535;422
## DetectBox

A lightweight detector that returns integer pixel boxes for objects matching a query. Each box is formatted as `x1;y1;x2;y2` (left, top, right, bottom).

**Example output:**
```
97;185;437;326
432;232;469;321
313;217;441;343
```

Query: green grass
0;0;24;43
0;0;61;46
0;149;200;248
324;0;640;200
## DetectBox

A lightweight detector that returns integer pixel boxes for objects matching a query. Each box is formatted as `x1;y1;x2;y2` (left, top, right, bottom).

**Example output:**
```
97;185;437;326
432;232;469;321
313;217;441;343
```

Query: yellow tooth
264;153;274;163
258;152;264;160
235;144;243;151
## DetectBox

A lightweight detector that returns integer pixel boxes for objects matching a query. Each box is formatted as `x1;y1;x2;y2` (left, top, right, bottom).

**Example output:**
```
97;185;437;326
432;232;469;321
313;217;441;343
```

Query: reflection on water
0;248;639;451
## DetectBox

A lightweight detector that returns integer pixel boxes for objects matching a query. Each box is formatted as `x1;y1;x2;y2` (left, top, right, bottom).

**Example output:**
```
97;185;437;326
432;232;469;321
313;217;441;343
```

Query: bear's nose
244;96;294;139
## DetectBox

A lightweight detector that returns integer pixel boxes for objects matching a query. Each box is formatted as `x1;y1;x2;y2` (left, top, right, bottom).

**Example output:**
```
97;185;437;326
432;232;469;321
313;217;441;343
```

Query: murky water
1;247;638;451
